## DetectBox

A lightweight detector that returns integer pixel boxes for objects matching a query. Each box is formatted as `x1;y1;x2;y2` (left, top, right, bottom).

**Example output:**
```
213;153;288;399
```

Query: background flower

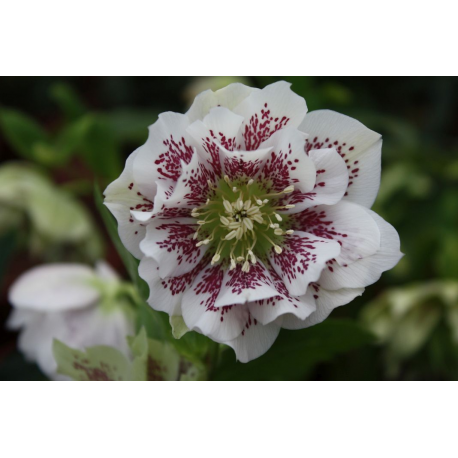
7;262;135;380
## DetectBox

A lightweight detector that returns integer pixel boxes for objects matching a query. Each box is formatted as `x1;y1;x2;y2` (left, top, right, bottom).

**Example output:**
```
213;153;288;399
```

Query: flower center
191;176;295;272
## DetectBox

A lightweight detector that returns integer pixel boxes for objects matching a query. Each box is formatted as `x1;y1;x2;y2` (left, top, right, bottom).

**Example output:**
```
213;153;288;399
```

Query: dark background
1;76;458;380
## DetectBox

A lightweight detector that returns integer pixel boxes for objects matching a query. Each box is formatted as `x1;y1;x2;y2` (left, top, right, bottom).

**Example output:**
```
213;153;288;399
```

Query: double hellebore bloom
105;81;402;362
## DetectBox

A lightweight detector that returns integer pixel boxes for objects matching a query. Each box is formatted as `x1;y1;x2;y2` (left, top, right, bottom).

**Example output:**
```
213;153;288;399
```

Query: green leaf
54;328;183;381
107;108;157;144
170;315;190;339
75;114;122;180
0;108;49;161
213;319;375;381
49;82;87;120
53;339;132;381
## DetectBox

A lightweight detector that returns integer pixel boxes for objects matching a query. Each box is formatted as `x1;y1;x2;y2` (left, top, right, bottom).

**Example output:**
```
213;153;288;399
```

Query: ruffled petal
187;107;245;179
268;231;341;297
140;217;207;278
278;147;348;213
104;151;152;259
186;83;258;122
318;210;403;290
248;263;316;325
154;149;212;212
132;112;197;200
282;285;364;329
233;81;308;151
139;257;205;316
182;263;248;341
300;109;382;208
8;264;99;313
258;127;316;194
220;145;274;181
214;261;278;307
291;201;381;266
223;315;282;363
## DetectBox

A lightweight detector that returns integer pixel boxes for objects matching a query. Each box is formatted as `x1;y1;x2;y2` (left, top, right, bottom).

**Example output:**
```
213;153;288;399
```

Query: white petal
156;149;211;212
16;305;134;380
139;257;202;316
300;110;382;208
282;286;364;329
220;145;274;181
248;264;316;325
140;217;208;278
233;81;308;151
132;112;197;200
318;210;403;290
214;261;279;307
278;147;348;213
8;264;99;313
198;106;244;151
268;231;341;297
186;83;258;122
291;201;381;266
187;107;245;178
258;127;316;194
182;263;248;341
104;151;152;259
6;309;36;329
95;261;119;282
223;315;282;363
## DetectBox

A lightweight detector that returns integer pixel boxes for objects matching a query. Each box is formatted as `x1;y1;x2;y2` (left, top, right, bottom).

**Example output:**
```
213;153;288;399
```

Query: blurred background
1;76;458;380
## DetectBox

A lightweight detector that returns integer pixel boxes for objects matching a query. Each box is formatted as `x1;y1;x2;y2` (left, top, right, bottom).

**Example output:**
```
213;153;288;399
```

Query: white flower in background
7;262;135;380
105;81;402;362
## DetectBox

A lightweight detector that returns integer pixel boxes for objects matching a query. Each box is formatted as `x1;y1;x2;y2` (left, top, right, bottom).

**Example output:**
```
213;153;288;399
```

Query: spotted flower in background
104;81;402;362
7;262;135;379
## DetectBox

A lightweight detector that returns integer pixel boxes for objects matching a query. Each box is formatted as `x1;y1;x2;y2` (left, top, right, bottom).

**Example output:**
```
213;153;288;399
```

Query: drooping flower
104;81;402;362
7;262;135;379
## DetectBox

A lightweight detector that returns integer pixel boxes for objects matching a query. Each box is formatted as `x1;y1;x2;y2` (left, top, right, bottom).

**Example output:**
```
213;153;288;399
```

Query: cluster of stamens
191;176;295;272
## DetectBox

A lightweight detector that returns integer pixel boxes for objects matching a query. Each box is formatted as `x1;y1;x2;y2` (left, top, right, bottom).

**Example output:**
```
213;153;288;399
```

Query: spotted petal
277;147;348;214
139;257;205;316
248;264;316;325
234;81;308;151
133;112;197;200
155;149;212;213
318;210;403;290
214;262;279;308
104;151;152;259
258;127;316;194
223;315;282;363
187;107;245;179
182;263;248;341
268;231;341;297
291;201;381;266
140;217;208;278
300;110;382;208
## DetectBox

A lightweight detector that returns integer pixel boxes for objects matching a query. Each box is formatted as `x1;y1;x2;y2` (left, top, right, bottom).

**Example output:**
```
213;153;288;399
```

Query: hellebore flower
104;81;402;362
7;262;135;379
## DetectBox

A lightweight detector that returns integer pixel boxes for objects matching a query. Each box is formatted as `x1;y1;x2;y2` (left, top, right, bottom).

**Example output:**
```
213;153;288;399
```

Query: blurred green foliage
1;76;457;380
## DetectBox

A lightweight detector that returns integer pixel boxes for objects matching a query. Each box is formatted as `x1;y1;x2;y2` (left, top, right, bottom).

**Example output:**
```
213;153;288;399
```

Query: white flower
104;81;403;362
7;262;135;380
